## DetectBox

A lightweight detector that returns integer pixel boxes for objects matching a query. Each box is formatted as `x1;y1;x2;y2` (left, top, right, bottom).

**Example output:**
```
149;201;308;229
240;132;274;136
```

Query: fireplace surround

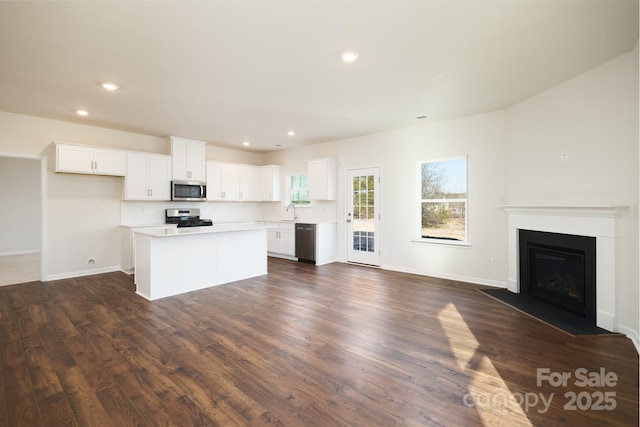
503;206;624;332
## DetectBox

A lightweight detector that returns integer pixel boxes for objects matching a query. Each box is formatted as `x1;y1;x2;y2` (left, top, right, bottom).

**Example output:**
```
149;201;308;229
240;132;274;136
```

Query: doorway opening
0;155;46;285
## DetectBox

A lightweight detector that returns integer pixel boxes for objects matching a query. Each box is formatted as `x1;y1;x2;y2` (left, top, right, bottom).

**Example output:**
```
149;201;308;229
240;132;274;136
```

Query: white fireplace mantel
501;205;626;332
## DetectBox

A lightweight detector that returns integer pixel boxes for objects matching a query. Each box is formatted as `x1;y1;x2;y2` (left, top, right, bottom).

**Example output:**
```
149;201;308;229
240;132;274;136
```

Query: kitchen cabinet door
125;153;171;200
266;222;296;257
56;143;125;176
308;157;336;200
147;154;172;200
93;148;127;175
267;228;280;253
207;162;239;200
220;164;239;200
170;136;206;182
124;153;150;199
57;144;94;174
279;227;296;256
239;165;260;201
261;165;282;201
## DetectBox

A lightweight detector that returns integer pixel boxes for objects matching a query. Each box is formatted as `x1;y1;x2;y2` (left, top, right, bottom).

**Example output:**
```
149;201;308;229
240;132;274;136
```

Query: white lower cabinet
266;222;296;257
120;225;177;273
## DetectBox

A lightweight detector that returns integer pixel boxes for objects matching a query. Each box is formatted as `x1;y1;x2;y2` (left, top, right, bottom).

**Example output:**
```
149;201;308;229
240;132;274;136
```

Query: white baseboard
333;258;507;288
0;250;40;257
380;263;508;288
267;253;297;262
617;324;640;354
46;266;121;282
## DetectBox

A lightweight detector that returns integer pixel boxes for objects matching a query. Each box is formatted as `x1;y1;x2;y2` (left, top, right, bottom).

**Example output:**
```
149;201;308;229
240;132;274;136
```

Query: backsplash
121;200;337;225
121;201;266;225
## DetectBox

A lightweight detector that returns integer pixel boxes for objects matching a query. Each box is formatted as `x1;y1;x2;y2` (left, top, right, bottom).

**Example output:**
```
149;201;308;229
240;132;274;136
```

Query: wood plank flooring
0;257;637;426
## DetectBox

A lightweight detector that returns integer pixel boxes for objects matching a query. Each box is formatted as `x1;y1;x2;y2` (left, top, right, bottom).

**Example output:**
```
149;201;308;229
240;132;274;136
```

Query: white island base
134;224;269;301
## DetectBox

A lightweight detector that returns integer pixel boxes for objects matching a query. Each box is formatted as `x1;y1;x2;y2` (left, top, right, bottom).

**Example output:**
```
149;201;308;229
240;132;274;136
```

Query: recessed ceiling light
341;50;359;63
76;109;89;116
101;82;119;91
287;131;295;136
242;141;250;146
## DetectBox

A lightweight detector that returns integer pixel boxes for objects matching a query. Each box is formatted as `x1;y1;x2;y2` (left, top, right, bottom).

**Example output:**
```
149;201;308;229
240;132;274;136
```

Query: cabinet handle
239;192;243;199
94;160;98;170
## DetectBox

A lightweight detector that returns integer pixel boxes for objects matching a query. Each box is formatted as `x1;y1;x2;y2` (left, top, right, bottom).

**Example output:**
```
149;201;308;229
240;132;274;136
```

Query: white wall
0;111;264;279
264;111;508;287
0;156;41;253
504;51;638;340
0;47;636;344
264;50;639;343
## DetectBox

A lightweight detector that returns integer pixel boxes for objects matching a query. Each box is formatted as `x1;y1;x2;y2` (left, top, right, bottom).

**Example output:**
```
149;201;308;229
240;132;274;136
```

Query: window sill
411;238;471;247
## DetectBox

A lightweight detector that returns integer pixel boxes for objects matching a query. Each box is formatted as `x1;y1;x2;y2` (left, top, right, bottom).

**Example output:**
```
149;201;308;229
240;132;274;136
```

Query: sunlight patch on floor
438;302;533;426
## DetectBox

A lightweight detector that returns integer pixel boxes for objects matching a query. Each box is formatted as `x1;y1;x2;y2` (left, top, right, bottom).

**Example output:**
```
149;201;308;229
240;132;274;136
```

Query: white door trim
345;166;381;266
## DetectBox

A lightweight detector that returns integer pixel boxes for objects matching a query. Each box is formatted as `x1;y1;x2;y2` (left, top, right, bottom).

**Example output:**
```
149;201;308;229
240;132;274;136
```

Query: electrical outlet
560;151;569;162
490;257;497;266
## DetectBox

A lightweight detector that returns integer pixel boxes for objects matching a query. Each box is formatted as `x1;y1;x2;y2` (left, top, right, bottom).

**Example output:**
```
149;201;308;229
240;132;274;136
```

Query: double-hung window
287;173;310;206
418;157;468;243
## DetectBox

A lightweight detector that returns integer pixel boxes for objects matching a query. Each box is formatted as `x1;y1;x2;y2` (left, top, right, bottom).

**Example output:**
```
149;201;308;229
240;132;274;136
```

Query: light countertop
133;222;276;237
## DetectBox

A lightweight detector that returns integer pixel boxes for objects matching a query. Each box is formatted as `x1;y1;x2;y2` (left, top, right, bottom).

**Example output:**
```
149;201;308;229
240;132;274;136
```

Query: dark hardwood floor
0;257;637;426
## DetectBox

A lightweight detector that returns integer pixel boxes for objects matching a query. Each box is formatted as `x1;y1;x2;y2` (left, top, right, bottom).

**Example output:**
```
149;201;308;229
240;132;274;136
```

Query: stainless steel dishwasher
295;223;316;264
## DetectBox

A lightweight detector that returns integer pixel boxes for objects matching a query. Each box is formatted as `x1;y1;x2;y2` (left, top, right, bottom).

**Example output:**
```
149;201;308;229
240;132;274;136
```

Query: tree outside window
419;157;467;242
288;173;310;206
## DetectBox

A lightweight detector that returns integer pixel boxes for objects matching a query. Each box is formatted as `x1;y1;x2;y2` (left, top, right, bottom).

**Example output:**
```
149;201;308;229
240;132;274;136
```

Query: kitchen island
134;222;273;300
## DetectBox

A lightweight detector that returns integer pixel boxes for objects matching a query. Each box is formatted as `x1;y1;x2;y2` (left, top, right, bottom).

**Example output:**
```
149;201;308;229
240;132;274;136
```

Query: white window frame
415;156;469;246
285;173;311;206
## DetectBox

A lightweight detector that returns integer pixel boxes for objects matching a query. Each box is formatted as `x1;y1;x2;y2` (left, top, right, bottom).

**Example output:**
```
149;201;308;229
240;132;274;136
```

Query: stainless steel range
165;208;213;228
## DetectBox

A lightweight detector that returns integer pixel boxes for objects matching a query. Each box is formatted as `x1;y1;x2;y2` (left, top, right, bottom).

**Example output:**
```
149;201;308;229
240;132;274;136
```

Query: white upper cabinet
56;142;126;176
124;152;171;200
308;157;336;200
239;165;261;201
168;136;205;182
261;165;282;201
206;162;239;200
207;162;282;202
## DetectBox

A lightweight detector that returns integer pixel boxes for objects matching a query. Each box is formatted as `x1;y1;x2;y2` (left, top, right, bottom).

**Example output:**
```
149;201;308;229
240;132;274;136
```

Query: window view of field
421;202;466;240
420;159;467;241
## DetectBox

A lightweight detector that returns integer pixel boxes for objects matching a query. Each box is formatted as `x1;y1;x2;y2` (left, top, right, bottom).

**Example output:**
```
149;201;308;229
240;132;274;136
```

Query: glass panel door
346;167;380;266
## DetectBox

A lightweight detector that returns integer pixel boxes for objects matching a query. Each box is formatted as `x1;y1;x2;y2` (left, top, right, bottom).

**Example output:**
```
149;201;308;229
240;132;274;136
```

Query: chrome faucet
286;203;298;220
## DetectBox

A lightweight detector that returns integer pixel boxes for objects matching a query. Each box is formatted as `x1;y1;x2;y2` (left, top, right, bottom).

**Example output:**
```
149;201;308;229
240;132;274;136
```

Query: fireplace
503;205;623;333
519;229;596;327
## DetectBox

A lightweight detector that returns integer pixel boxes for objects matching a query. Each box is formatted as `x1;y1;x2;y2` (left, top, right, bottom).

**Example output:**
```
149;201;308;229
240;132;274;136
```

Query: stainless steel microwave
171;180;207;201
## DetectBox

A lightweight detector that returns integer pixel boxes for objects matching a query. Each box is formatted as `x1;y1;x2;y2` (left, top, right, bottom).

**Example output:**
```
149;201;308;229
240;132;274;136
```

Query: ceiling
0;1;637;152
